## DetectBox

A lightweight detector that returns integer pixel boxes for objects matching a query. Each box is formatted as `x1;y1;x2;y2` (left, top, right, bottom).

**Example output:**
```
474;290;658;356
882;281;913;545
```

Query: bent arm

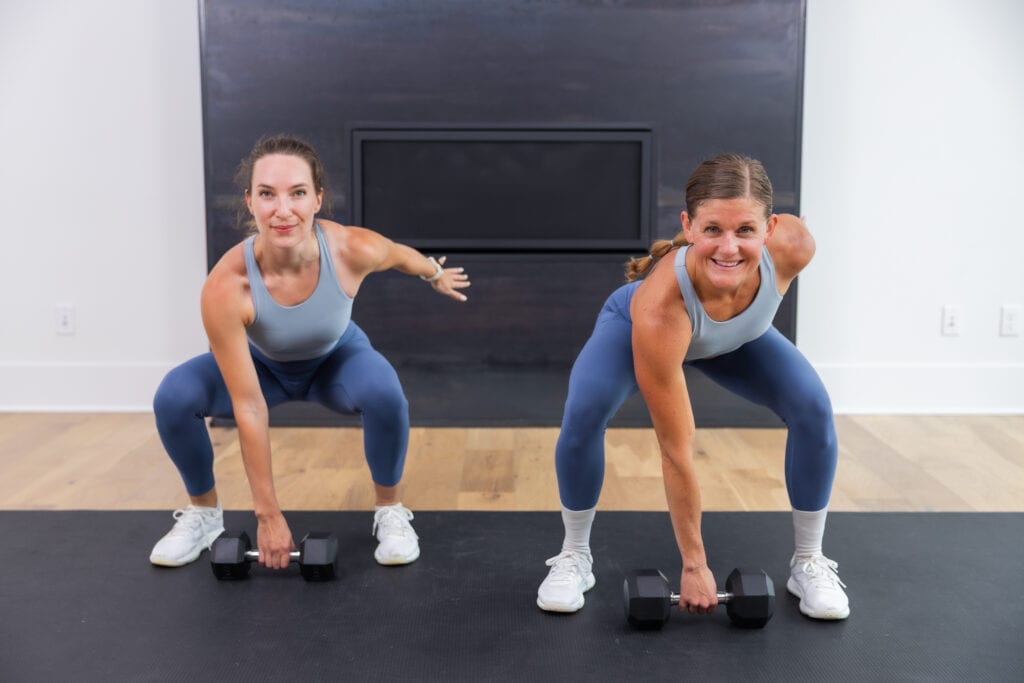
767;213;816;290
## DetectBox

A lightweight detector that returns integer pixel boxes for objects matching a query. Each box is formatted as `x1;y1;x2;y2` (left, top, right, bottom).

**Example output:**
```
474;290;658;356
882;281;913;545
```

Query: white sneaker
373;504;420;565
787;554;850;620
149;504;225;567
536;550;596;613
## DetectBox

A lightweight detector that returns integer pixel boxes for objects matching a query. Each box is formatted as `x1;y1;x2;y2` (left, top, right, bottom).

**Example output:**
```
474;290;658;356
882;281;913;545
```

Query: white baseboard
816;363;1024;414
1;361;1021;414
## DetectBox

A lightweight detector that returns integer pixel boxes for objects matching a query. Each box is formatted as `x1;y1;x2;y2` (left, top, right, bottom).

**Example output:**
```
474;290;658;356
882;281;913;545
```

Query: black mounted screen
352;129;652;251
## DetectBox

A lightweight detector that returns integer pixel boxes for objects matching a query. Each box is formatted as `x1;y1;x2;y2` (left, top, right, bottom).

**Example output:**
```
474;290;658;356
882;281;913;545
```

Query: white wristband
420;257;444;282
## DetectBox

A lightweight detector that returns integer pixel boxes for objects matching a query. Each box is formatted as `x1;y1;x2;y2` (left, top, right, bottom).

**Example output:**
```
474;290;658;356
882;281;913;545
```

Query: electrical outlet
941;305;961;337
55;303;75;335
1001;304;1022;337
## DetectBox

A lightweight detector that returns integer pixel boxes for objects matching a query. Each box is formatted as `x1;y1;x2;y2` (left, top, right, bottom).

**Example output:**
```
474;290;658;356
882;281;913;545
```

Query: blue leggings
153;322;409;496
556;283;837;512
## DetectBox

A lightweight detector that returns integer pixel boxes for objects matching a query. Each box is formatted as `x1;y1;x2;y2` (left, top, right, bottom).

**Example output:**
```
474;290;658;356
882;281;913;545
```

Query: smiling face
245;153;323;248
681;195;776;292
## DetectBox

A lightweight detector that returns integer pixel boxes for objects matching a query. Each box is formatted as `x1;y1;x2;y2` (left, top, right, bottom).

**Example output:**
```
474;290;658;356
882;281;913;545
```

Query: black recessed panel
353;129;651;251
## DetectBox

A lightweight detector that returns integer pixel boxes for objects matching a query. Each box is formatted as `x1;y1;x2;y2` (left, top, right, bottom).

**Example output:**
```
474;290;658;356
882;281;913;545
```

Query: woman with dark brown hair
149;135;469;572
537;154;849;621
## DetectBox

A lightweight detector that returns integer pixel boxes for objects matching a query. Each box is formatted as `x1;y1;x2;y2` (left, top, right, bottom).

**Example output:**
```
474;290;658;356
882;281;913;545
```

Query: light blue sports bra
243;223;353;361
674;245;783;361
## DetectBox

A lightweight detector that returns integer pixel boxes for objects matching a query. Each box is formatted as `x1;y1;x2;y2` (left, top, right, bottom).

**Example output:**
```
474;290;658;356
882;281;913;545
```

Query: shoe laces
373;505;417;539
167;505;218;538
795;555;847;590
544;551;591;585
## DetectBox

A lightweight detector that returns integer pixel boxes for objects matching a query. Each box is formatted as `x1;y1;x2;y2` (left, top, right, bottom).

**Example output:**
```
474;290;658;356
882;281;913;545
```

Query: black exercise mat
2;511;1021;681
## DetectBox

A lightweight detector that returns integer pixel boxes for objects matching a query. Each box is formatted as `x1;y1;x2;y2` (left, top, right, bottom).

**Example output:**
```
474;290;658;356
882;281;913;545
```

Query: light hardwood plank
0;413;1021;512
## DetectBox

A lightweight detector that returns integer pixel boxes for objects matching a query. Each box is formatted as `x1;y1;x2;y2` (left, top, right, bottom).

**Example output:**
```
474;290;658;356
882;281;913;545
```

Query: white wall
799;0;1024;412
0;0;208;410
0;0;1020;413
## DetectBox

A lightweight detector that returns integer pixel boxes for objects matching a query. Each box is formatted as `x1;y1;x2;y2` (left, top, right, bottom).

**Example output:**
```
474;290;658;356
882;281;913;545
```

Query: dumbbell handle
670;591;733;605
243;550;301;562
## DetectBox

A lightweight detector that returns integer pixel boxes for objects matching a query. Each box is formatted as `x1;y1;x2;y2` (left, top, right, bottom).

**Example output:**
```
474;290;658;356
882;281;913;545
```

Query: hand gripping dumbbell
210;530;338;581
623;567;775;629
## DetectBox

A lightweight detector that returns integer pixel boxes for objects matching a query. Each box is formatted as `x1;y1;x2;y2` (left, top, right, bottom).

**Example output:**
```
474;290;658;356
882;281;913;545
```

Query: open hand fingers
434;266;470;302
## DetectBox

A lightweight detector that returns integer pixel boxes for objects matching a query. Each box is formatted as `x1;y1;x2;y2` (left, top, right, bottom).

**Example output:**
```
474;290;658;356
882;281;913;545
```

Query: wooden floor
0;413;1021;512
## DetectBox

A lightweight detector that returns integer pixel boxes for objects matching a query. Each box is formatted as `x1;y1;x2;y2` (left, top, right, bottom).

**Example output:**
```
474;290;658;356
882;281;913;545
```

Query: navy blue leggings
153;322;409;496
556;283;837;512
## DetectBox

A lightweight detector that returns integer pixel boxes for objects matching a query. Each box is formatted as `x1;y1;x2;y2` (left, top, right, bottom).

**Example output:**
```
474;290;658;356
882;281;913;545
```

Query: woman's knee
785;385;836;451
563;370;629;429
374;388;409;419
555;426;589;465
557;389;620;463
358;377;409;419
798;386;834;424
153;366;208;423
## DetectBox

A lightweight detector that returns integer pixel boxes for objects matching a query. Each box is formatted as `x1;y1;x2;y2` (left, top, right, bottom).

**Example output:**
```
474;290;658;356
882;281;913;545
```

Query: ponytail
624;232;687;282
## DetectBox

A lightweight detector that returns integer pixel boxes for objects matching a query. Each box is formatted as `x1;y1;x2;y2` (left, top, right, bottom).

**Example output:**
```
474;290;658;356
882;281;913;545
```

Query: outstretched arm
341;224;471;302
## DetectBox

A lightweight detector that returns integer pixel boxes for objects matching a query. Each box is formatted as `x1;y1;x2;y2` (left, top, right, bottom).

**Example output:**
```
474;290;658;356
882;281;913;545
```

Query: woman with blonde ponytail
537;154;850;623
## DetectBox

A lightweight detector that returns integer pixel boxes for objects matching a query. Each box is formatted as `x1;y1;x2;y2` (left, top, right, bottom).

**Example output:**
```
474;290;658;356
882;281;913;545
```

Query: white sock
375;502;402;512
560;506;596;556
792;507;828;559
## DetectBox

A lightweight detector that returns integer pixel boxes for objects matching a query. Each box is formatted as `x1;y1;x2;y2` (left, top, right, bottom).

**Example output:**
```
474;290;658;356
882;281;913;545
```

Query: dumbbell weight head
723;567;775;629
210;531;252;580
297;532;338;581
623;568;673;629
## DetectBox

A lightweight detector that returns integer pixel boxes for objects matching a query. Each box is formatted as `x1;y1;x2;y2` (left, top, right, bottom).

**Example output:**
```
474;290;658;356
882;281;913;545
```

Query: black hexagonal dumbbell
623;567;775;629
210;530;338;581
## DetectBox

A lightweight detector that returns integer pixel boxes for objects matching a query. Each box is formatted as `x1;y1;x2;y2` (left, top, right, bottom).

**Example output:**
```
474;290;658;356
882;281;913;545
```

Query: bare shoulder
767;213;816;283
318;219;390;272
201;242;251;325
630;252;692;400
316;218;348;239
631;251;689;333
204;242;246;290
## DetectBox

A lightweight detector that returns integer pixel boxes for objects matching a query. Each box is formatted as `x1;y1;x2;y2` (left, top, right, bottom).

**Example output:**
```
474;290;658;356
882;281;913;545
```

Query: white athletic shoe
536;550;596;613
373;504;420;565
787;554;850;620
149;504;225;567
